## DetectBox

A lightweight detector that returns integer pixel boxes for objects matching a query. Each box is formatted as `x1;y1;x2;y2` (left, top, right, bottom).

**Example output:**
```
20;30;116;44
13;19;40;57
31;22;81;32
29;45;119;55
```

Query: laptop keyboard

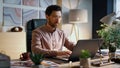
54;55;69;61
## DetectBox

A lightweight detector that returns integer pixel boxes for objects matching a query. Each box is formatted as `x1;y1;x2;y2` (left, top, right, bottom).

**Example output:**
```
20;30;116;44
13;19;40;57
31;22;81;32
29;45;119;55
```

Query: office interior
0;0;120;65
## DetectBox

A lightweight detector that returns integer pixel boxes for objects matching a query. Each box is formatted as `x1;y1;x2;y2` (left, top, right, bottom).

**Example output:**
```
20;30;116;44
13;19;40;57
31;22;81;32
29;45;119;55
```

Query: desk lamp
100;12;116;25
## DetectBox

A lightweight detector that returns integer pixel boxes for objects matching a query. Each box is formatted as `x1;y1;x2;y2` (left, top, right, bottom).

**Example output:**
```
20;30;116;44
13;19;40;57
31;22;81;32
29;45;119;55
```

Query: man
32;5;74;57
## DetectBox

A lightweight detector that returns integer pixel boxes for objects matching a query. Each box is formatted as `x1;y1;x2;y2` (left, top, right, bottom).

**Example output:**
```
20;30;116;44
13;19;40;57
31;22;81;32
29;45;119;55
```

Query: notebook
54;39;103;62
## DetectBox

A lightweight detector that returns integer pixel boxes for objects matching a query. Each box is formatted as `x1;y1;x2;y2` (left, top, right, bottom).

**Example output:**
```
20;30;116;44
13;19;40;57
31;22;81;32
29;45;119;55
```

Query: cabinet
0;32;26;59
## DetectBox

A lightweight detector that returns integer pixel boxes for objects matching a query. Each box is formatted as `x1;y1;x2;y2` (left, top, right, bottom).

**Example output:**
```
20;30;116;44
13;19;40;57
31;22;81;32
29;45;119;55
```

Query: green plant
30;53;44;65
109;43;117;52
80;50;91;58
97;22;120;50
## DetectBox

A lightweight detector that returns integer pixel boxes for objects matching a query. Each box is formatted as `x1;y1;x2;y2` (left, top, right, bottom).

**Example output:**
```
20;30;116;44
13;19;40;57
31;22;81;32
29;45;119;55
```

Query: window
115;0;120;17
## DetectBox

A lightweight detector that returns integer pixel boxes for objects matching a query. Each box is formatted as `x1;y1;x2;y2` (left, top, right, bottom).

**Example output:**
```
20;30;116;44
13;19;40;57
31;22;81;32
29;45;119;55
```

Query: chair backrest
26;19;46;52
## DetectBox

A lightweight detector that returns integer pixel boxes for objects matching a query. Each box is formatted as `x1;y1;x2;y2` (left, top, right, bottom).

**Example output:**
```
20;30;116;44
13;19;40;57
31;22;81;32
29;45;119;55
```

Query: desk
11;57;120;68
59;62;120;68
11;61;120;68
49;56;120;68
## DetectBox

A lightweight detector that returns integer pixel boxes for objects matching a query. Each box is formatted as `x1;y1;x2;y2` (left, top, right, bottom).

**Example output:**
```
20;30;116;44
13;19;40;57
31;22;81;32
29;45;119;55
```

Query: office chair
26;19;46;52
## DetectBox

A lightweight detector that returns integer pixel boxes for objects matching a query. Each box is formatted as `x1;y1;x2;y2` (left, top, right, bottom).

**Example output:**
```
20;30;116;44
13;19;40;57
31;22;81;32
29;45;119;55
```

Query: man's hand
45;50;72;57
57;50;72;57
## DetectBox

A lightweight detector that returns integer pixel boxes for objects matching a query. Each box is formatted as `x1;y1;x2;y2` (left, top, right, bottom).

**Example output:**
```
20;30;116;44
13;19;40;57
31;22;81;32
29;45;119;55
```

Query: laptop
54;39;103;62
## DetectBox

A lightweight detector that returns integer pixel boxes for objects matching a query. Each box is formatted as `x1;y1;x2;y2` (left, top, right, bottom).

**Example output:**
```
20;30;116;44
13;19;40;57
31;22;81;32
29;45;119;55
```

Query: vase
109;43;116;53
80;58;91;68
108;43;116;62
32;65;45;68
108;52;116;62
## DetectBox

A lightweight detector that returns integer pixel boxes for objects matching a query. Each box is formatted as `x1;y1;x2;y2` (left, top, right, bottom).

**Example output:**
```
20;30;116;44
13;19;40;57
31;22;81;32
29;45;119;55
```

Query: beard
48;20;58;28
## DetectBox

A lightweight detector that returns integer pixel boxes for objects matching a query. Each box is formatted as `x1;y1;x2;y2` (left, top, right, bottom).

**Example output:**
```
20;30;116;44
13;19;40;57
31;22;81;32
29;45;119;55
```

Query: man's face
46;11;62;28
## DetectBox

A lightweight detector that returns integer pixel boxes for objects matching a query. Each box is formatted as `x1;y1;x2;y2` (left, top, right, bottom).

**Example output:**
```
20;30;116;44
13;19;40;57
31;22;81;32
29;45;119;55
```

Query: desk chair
26;19;46;52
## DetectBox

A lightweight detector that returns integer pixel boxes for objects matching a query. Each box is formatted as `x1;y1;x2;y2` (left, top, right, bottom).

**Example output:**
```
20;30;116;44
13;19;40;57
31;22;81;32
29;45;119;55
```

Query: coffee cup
20;52;30;61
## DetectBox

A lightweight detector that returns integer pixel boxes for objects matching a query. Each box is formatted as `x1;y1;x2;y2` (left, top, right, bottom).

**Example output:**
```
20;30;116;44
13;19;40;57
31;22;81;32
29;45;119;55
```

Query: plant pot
109;43;116;53
109;52;116;58
80;58;91;68
108;52;116;62
32;65;45;68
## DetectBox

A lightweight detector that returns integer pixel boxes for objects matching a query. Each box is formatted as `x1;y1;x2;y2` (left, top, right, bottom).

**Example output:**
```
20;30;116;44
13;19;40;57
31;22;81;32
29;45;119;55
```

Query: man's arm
32;44;71;57
64;38;74;51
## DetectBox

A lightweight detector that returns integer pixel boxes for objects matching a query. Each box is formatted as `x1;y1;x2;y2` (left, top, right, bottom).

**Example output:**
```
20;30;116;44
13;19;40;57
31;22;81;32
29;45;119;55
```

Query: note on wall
3;7;22;26
39;0;54;8
22;0;39;7
4;0;21;5
22;9;39;27
39;10;45;19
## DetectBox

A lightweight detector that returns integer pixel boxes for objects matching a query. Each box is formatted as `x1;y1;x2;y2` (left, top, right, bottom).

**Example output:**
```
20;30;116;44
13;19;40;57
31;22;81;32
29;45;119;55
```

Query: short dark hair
45;5;62;16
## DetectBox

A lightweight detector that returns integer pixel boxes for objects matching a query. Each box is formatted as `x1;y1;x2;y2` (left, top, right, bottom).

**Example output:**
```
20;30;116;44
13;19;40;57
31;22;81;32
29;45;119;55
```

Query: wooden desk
59;61;120;68
11;61;120;68
47;57;120;68
11;57;120;68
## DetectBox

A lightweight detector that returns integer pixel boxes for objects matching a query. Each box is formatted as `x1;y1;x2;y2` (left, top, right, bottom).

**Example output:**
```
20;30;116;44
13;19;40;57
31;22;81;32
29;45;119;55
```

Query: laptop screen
69;39;103;62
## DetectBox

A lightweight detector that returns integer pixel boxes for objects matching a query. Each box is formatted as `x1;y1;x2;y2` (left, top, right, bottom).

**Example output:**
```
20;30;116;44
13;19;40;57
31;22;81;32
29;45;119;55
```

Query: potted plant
30;53;44;68
97;22;120;59
79;49;91;68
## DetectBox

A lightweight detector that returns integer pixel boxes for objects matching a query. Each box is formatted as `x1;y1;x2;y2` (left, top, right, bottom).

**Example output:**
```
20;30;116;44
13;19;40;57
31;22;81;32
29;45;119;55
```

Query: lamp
69;9;88;41
100;12;116;25
69;9;88;23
